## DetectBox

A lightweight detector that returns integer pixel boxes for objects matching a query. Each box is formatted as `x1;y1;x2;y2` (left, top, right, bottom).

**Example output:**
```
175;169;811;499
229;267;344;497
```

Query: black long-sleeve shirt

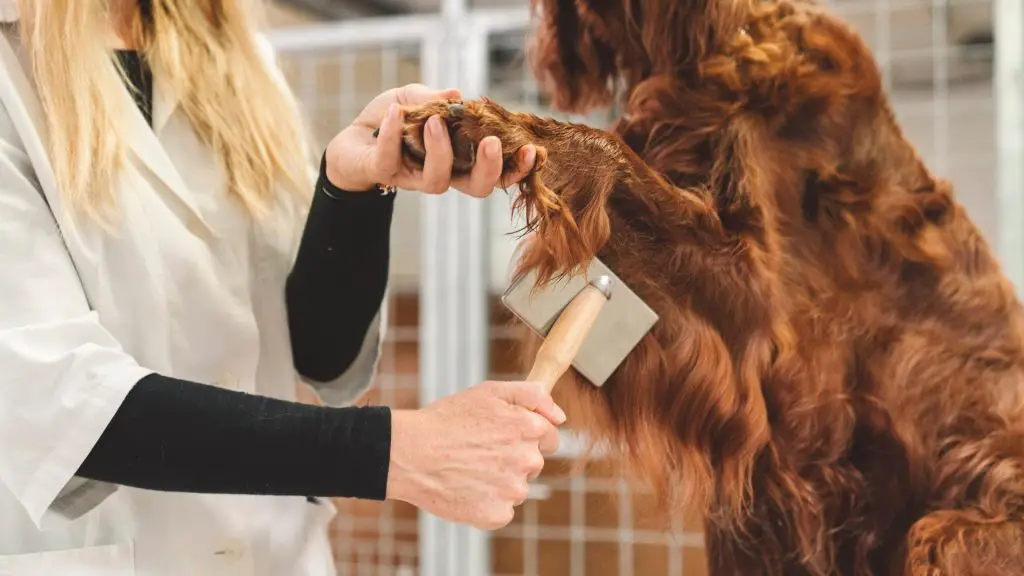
73;50;393;501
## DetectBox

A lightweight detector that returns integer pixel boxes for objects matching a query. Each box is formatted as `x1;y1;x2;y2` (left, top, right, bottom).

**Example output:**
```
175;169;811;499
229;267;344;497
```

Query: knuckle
527;415;549;438
505;479;529;503
375;150;399;171
474;382;500;400
461;180;484;196
528;451;545;473
510;410;533;431
399;83;426;97
525;381;546;398
514;482;531;503
476;515;500;531
379;162;400;180
495;508;515;529
520;450;544;476
417;177;445;194
479;507;513;531
482;380;506;395
429;181;451;194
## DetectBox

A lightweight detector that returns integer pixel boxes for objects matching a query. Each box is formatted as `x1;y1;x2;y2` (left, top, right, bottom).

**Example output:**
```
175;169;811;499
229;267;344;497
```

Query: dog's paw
395;98;539;178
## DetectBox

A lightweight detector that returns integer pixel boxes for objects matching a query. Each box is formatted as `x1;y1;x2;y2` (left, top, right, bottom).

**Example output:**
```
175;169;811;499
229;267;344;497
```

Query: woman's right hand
386;380;565;530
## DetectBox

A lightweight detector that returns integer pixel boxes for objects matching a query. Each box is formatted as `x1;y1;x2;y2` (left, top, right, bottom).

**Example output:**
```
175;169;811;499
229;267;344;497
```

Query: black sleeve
285;153;396;383
76;373;391;500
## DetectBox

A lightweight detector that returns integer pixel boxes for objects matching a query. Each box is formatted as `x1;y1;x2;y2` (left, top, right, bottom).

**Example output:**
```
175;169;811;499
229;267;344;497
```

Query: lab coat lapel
150;68;179;135
0;0;16;23
0;28;218;238
119;78;219;238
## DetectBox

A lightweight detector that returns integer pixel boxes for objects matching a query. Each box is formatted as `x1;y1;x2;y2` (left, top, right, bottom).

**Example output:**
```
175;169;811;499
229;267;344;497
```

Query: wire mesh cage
266;0;1014;572
275;37;429;576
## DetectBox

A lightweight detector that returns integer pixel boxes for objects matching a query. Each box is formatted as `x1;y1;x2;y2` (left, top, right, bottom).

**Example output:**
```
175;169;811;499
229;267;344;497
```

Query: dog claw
448;103;465;118
372;127;380;138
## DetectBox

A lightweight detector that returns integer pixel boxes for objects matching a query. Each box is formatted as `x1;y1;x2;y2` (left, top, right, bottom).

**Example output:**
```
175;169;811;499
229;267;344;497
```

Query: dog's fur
397;0;1024;573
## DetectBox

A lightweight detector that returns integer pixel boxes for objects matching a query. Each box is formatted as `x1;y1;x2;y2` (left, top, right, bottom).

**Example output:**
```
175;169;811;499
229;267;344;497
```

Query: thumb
494;381;567;425
397;84;462;106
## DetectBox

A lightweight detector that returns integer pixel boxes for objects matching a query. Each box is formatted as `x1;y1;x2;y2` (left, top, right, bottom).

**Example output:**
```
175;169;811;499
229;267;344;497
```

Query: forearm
76;373;391;499
78;154;397;497
286;153;395;383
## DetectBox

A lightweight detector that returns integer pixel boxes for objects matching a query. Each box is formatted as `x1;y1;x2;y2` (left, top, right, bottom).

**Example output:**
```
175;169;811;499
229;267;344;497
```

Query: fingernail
552;403;567;424
388;104;400;120
483;138;499;159
522;145;536;166
427;115;441;137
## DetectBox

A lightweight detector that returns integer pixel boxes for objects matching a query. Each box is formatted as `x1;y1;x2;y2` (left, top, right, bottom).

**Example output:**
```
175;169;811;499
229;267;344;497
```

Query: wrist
325;162;374;193
324;138;376;193
385;409;431;504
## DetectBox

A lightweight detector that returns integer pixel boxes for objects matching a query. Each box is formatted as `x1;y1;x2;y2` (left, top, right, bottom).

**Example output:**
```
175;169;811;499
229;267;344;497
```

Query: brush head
502;254;659;387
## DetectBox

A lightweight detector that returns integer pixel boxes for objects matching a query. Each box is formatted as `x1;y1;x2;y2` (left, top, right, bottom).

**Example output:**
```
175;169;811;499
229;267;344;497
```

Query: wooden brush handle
527;281;611;392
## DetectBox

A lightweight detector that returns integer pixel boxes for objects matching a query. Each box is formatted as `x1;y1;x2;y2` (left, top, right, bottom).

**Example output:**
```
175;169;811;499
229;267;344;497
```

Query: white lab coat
0;7;387;575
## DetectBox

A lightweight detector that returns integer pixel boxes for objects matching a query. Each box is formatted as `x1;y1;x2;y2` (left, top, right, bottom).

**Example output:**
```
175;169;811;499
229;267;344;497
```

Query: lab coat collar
0;0;183;140
117;79;218;238
0;25;216;238
0;0;188;193
119;58;199;233
150;72;179;134
0;0;16;23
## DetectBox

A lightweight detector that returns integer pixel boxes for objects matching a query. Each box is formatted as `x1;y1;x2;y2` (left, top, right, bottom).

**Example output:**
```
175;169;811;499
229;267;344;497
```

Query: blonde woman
0;0;564;573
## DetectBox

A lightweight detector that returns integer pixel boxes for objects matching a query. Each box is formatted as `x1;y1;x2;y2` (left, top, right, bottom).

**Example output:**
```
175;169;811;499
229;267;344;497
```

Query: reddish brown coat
398;1;1024;572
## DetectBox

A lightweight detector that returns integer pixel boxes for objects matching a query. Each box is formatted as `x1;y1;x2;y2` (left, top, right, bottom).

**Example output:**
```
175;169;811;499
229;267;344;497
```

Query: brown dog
397;0;1024;573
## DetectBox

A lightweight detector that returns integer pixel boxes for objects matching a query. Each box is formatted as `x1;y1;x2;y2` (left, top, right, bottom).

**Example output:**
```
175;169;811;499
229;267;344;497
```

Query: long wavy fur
395;0;1024;571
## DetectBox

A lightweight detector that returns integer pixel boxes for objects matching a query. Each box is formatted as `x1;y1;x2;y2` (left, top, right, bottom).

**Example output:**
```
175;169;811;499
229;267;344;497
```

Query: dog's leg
397;96;780;535
396;98;731;283
904;425;1024;576
904;510;1024;576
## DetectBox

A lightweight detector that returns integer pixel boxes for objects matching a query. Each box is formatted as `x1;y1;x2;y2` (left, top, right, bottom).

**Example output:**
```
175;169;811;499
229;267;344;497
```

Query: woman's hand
386;380;564;530
325;84;537;197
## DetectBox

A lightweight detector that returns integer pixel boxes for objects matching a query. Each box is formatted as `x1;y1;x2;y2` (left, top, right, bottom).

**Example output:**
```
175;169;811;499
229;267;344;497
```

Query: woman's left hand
324;84;536;198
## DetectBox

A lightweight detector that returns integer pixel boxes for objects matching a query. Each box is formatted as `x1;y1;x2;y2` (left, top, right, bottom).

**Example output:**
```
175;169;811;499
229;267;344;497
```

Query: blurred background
262;0;1021;573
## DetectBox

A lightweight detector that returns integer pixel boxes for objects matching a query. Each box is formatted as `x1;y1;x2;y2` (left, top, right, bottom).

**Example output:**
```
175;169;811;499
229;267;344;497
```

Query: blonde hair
18;0;312;228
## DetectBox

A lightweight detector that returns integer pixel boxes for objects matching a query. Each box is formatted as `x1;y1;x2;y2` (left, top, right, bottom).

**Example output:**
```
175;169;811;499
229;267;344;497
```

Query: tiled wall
326;295;421;572
490;457;708;576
